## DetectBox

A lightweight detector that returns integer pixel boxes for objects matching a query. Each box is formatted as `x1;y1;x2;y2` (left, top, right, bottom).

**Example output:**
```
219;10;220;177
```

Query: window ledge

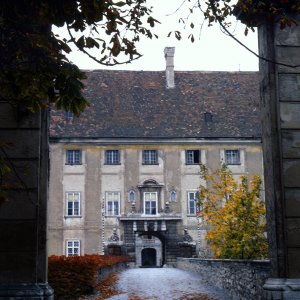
104;163;121;165
64;215;82;219
142;163;159;166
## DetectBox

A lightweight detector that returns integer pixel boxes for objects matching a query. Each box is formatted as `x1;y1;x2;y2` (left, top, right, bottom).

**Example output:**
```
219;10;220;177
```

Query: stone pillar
0;104;53;299
258;16;300;299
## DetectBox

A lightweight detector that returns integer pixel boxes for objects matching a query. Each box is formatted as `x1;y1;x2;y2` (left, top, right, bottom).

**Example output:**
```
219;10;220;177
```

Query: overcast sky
54;0;259;72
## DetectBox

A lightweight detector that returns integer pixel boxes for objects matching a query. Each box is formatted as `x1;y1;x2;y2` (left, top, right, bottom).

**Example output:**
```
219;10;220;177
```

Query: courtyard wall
177;258;271;300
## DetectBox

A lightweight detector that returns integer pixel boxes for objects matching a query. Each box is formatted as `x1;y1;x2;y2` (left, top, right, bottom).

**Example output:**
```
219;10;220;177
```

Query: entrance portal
135;234;163;267
141;248;156;267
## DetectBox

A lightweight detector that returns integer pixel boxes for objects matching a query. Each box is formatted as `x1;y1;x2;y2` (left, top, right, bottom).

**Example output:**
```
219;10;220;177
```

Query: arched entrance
141;248;156;267
135;234;163;267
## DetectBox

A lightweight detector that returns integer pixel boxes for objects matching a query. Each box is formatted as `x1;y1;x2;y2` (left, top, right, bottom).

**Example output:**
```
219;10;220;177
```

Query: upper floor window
66;192;81;216
170;190;177;202
66;240;80;256
144;192;157;215
186;150;200;164
66;149;82;165
105;191;120;216
105;150;120;165
128;190;136;202
143;150;158;165
225;150;240;165
188;191;198;215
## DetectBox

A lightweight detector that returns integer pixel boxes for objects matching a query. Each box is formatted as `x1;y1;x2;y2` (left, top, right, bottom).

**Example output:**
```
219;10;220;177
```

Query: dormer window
65;111;74;122
204;112;213;123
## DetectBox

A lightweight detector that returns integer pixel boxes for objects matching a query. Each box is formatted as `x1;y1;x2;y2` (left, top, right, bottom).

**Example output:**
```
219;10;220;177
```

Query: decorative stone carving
182;229;193;243
108;228;120;242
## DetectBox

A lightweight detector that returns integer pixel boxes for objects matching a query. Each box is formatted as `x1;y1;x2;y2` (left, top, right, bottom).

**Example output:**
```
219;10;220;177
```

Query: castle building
48;47;263;266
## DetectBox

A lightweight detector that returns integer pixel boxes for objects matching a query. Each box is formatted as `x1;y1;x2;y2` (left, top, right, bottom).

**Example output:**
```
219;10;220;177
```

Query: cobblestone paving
105;267;231;300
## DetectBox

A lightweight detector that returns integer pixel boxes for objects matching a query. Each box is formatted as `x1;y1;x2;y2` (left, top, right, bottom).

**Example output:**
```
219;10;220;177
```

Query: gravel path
105;267;231;300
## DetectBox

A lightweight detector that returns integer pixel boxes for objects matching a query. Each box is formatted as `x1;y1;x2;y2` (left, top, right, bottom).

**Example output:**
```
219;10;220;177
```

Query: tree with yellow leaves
198;164;268;259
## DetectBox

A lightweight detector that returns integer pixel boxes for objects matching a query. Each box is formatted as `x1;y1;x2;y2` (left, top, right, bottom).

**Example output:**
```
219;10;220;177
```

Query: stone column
0;104;53;299
258;16;300;299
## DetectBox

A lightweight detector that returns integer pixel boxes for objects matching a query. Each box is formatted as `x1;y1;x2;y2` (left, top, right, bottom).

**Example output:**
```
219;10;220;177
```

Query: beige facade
48;48;263;266
48;139;263;266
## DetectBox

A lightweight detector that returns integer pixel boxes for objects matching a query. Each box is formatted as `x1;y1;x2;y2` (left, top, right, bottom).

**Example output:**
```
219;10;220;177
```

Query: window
225;150;240;165
66;240;80;256
105;192;120;216
65;111;74;121
143;150;158;165
128;190;136;202
188;192;198;215
186;150;200;164
66;192;81;216
144;192;157;215
66;149;82;165
105;150;120;165
170;190;177;202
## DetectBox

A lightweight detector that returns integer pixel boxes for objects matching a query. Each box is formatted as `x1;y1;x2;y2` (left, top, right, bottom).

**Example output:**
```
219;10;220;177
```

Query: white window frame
224;149;240;165
185;150;201;164
143;192;158;215
66;149;82;165
66;240;80;256
105;150;120;165
105;191;120;216
65;192;81;216
187;191;198;215
143;150;158;165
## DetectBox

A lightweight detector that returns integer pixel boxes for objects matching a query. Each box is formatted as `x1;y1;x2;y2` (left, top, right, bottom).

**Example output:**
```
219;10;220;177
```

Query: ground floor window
66;240;80;256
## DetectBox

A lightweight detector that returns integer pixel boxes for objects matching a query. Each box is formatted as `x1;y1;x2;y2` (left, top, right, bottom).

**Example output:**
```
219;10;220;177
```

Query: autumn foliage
198;164;268;259
48;254;129;299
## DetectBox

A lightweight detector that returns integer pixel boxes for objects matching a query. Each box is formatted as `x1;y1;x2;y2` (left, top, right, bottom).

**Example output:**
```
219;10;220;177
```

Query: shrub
48;254;129;299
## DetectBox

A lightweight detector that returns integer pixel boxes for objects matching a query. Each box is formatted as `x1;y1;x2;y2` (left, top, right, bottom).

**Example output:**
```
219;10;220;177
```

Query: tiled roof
50;70;261;139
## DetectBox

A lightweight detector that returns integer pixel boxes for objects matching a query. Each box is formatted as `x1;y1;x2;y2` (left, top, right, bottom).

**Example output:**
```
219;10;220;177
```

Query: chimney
164;47;175;88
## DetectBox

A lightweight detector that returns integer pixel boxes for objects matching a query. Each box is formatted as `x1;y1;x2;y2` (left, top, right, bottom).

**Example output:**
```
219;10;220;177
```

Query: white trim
65;191;81;216
66;239;80;256
187;191;198;215
105;191;121;216
143;192;158;215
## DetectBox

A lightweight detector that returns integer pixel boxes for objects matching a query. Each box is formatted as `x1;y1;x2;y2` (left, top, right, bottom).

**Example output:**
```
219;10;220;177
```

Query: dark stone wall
258;16;300;278
0;106;53;298
177;258;271;300
122;220;188;265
